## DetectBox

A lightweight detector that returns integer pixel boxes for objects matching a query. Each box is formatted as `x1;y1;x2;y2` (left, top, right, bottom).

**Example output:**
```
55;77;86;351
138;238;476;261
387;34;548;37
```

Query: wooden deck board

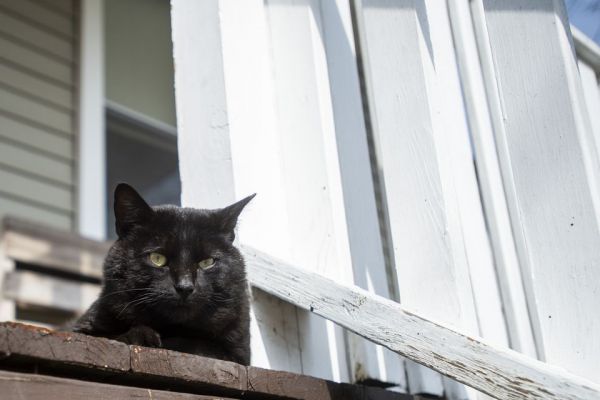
0;322;416;400
0;370;235;400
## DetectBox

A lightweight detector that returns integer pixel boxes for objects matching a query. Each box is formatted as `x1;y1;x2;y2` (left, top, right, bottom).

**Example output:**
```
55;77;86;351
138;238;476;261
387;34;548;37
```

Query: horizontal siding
0;169;72;212
0;114;72;160
0;139;72;185
0;63;72;109
0;0;76;231
0;0;74;38
33;0;75;17
0;86;72;134
0;196;71;229
0;10;73;62
0;35;72;86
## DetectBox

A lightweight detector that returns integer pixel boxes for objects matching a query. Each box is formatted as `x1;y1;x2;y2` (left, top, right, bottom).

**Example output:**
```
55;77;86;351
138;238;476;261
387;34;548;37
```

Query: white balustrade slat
447;0;538;358
171;0;304;374
318;0;405;387
354;0;509;397
472;0;600;382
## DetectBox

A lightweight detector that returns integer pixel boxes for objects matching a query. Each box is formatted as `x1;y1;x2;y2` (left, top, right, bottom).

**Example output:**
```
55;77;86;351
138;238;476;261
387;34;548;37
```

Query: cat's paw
117;325;162;348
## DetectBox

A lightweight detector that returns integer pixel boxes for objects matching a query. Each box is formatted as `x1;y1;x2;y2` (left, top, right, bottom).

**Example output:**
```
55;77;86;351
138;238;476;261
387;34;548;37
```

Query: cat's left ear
218;194;256;242
114;183;154;238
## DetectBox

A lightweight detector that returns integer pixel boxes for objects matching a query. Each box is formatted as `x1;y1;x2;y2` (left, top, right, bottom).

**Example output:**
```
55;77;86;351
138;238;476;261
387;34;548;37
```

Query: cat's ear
114;183;153;237
217;194;256;242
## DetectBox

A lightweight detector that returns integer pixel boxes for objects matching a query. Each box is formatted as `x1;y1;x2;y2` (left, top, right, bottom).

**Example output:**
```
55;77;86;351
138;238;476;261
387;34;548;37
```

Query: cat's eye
149;252;167;267
198;257;216;270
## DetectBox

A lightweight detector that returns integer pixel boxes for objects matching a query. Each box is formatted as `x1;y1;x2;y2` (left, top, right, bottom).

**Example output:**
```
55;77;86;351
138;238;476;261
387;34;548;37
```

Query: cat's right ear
114;183;153;237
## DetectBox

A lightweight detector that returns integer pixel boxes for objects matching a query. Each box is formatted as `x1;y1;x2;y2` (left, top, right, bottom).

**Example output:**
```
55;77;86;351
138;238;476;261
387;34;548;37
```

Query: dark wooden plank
0;322;416;399
0;370;237;399
247;366;415;400
3;322;129;372
130;346;247;393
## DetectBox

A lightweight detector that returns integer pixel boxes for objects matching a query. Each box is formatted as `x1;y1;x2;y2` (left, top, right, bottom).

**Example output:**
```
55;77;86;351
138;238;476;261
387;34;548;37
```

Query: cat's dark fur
70;183;254;365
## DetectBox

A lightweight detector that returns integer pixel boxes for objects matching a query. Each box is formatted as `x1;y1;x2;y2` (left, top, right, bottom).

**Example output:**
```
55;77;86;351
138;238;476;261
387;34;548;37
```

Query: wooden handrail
243;246;600;400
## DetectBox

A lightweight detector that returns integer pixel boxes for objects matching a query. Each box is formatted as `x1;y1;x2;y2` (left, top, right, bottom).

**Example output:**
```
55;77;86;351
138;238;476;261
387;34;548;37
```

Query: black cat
70;183;254;365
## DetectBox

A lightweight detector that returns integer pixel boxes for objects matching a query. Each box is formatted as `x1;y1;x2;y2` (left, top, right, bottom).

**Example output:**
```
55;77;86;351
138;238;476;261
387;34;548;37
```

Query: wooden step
0;322;421;400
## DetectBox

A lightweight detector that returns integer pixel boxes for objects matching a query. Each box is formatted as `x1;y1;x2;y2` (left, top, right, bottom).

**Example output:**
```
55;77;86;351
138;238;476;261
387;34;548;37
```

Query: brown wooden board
131;345;247;392
0;370;236;400
0;322;418;400
1;321;129;372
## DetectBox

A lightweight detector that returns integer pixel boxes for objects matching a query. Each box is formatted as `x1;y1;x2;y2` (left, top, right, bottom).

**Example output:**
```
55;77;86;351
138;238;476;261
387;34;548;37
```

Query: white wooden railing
244;246;600;400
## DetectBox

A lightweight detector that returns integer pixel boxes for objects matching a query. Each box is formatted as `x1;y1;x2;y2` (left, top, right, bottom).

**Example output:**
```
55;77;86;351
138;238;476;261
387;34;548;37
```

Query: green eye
149;252;167;267
198;257;215;270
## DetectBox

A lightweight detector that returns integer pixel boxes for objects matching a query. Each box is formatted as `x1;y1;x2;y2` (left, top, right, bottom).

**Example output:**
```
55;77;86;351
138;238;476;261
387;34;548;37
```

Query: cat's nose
174;282;194;299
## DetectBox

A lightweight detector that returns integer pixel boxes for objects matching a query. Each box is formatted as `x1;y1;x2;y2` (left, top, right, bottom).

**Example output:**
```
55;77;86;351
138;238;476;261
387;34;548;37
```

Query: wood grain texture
130;346;247;392
318;0;406;387
1;322;130;372
243;246;600;400
446;0;537;359
0;322;413;400
354;2;506;397
473;0;600;382
0;371;235;400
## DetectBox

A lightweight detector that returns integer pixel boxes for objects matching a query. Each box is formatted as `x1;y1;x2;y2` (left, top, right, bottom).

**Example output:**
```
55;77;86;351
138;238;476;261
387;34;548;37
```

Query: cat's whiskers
97;287;153;301
116;292;161;317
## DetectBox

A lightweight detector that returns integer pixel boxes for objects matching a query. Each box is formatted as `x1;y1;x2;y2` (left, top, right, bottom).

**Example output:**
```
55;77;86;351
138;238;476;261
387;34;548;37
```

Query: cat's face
104;183;253;319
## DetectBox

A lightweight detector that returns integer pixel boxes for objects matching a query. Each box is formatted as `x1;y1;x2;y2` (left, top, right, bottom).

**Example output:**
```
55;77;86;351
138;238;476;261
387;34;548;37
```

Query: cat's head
104;183;254;318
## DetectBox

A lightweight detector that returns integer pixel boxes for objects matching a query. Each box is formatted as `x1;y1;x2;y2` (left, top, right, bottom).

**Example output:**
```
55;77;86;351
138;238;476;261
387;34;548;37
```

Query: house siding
0;0;78;230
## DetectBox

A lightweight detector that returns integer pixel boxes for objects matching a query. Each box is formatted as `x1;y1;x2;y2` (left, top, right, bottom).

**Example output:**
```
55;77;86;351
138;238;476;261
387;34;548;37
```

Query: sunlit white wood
218;0;302;373
0;236;15;320
447;0;537;358
354;1;509;396
572;26;600;71
257;0;353;381
578;61;600;156
318;0;405;387
78;0;105;240
171;0;302;373
244;246;600;400
472;0;600;382
171;0;234;209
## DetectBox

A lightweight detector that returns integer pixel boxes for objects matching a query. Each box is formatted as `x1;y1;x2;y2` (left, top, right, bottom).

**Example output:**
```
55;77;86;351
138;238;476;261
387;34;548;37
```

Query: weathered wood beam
243;246;600;400
0;322;414;400
0;370;234;400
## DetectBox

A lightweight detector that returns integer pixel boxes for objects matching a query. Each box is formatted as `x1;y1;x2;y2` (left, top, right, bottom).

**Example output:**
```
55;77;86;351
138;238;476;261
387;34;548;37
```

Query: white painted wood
317;0;405;387
0;234;15;321
471;0;600;382
244;245;600;400
572;27;600;72
171;0;233;209
578;61;600;156
446;0;537;358
171;0;303;375
354;1;509;396
78;0;106;240
231;0;352;382
2;270;100;313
